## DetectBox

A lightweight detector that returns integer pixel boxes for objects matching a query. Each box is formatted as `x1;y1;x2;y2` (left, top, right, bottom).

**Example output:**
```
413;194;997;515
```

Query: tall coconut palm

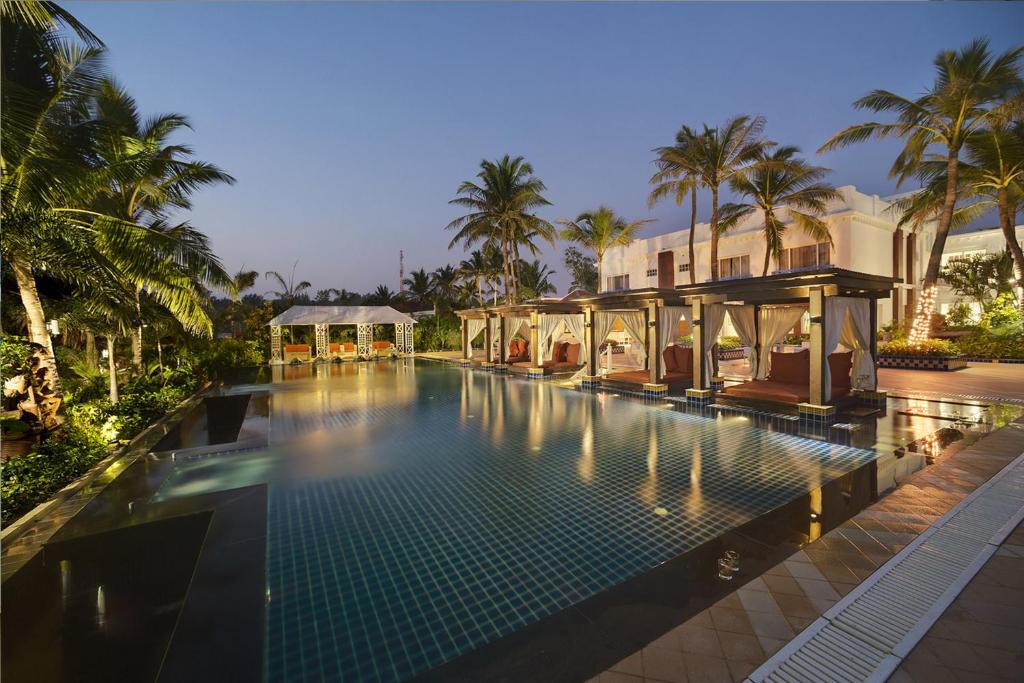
265;261;311;306
557;207;653;291
717;147;840;276
430;265;461;312
458;248;499;305
88;79;236;370
402;268;434;310
650;125;703;283
691;116;770;281
819;38;1024;341
364;284;398;306
446;155;555;303
516;259;557;300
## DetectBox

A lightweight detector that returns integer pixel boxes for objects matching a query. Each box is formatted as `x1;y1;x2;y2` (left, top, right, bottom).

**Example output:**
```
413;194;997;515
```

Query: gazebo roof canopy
268;305;416;326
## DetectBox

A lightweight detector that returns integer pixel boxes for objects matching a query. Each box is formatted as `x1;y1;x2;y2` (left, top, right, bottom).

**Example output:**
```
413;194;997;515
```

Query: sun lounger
284;344;311;363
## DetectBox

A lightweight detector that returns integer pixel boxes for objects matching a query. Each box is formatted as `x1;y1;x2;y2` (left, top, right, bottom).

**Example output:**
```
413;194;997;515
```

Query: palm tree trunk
131;288;143;373
997;187;1024;315
500;234;511;303
688;185;697;285
910;152;960;342
762;216;773;277
157;337;164;373
9;255;60;389
596;248;603;293
107;335;119;404
85;329;99;371
709;185;720;281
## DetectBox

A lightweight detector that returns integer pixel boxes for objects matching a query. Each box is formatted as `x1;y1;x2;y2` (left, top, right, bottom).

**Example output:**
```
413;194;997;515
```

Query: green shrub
955;331;1024;359
946;301;976;327
192;339;264;378
980;292;1023;332
718;336;743;351
1;334;32;380
878;338;959;357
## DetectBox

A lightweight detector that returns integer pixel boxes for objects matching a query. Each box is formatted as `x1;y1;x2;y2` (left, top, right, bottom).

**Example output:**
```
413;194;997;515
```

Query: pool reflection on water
157;359;882;682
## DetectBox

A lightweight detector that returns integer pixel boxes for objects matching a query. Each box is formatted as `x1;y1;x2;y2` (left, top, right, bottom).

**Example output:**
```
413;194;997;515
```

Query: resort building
600;185;1023;327
936;223;1024;318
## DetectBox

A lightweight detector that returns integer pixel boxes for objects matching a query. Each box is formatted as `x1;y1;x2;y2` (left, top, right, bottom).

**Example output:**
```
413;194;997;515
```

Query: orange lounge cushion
564;343;581;367
329;343;340;352
727;380;851;404
673;346;694;376
829;351;853;388
372;341;393;350
768;349;809;384
663;347;678;373
343;343;356;352
551;341;568;363
284;344;310;353
606;369;690;386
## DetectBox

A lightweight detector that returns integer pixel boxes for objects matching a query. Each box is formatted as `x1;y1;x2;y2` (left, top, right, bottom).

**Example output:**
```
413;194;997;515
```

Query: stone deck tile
592;417;1024;683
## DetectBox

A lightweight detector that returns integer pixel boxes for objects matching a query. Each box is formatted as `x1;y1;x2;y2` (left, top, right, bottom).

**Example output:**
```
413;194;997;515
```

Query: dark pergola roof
456;269;896;318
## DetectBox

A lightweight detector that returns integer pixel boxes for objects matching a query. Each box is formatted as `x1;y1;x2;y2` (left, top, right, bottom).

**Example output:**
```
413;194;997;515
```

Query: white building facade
600;185;1022;328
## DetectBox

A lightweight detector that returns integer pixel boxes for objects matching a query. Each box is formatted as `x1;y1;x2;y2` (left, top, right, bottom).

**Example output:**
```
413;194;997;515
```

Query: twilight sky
73;1;1024;297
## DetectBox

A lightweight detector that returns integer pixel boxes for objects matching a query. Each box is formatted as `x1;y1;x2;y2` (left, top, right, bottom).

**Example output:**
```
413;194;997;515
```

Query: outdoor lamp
46;319;60;336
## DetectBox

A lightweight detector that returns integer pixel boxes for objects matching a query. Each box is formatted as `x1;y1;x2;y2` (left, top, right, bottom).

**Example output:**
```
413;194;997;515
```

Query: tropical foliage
821;38;1024;340
557;207;652;290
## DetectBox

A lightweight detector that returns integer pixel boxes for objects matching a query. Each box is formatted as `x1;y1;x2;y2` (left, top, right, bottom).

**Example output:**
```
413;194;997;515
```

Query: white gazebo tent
268;305;416;363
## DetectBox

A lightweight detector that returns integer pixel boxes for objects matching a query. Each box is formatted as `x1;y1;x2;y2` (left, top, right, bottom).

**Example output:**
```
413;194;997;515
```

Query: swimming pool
151;360;878;681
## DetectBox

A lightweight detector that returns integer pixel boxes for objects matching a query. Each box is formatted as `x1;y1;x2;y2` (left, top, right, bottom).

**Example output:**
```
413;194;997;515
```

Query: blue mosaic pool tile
255;365;878;682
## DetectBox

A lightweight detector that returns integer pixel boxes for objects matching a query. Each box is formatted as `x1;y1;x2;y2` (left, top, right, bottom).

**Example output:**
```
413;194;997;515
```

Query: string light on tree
908;284;937;344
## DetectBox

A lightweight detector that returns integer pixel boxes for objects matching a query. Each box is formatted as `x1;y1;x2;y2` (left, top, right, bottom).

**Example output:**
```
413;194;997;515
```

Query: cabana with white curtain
675;268;894;418
456;299;587;375
268;305;416;364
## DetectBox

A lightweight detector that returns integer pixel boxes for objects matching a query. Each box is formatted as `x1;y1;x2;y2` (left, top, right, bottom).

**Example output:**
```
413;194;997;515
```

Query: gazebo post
530;311;541;369
483;315;492;363
584;306;597;377
270;325;283;364
314;323;329;361
647;302;660;385
461;316;470;360
808;287;827;406
356;323;372;358
691;298;705;389
498;313;507;365
868;297;878;390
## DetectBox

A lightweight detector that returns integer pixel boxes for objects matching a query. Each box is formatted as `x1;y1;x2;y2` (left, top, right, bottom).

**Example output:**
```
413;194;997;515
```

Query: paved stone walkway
590;419;1024;683
879;363;1024;405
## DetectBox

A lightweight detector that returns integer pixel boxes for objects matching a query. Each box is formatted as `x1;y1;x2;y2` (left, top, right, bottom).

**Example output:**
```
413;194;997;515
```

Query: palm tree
402;268;434;310
265;261;312;306
364;284;397;306
0;0;102;46
717;147;840;276
819;38;1024;341
88;79;236;369
458;248;498;305
516;260;557;300
650;125;703;283
557;207;653;291
430;265;461;311
689;116;771;281
446;155;555;303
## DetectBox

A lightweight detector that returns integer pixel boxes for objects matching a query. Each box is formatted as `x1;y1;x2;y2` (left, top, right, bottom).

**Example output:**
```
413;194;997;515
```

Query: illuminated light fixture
809;512;820;521
908;283;938;345
46;319;60;336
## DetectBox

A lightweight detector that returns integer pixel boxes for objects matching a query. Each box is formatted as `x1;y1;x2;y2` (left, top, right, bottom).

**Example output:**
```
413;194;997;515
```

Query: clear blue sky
73;1;1024;296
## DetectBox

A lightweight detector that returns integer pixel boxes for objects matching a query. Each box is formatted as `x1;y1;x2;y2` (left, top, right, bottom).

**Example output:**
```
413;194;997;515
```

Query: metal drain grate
749;451;1024;683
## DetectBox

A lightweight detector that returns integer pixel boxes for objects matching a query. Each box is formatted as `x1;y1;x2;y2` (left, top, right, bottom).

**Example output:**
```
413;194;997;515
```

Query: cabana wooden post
268;305;416;364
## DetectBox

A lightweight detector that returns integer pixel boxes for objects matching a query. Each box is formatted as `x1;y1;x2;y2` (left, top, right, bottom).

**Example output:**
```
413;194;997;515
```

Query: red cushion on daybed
673;346;694;376
663;346;679;373
564;343;581;366
551;341;568;363
768;349;810;384
284;344;310;352
829;351;853;388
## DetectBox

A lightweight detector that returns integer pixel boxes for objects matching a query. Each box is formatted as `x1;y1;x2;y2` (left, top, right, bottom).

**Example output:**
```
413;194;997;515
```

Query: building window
777;242;831;272
646;268;657;277
940;249;984;267
719;255;750;279
606;274;630;291
678;262;690;273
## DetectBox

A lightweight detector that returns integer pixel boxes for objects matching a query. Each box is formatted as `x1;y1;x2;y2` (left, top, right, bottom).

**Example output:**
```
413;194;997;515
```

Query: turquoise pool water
154;360;877;681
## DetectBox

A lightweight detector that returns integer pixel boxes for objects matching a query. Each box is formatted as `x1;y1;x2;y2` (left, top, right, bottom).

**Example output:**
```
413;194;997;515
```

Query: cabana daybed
283;344;311;363
604;345;694;392
268;305;416;363
724;349;852;405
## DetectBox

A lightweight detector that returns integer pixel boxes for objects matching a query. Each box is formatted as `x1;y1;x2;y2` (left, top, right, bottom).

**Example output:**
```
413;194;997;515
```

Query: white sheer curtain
487;317;499;360
466;318;485;352
756;306;806;379
618;310;648;364
561;314;587;361
658;306;691;366
822;297;849;401
839;298;876;390
701;303;727;380
594;311;618;373
538;314;565;360
726;305;757;377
